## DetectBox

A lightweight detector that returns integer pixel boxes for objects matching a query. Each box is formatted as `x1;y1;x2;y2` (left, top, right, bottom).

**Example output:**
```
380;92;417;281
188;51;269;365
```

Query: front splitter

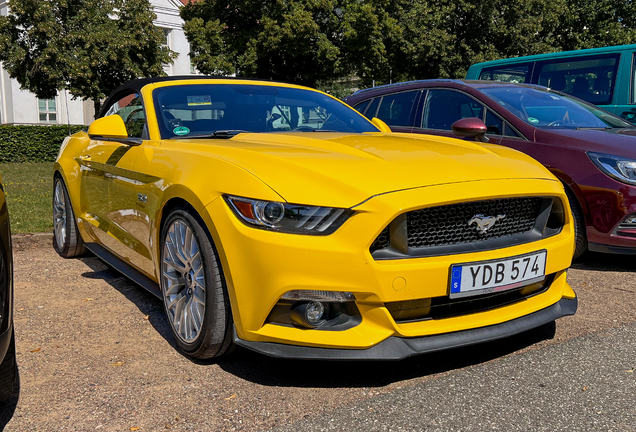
233;297;578;361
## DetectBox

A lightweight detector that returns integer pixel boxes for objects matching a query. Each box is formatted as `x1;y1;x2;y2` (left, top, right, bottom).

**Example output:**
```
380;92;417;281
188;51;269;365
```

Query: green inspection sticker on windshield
173;126;190;136
528;117;540;124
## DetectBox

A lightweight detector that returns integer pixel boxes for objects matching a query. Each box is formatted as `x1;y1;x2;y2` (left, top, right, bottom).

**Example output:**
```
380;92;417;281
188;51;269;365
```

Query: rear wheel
0;331;17;402
565;187;587;259
160;209;233;359
52;176;86;258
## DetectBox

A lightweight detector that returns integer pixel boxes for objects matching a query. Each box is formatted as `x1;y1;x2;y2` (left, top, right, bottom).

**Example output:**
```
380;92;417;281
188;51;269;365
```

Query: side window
421;89;485;131
354;100;371;115
485;110;503;135
503;123;521;138
535;54;619;105
479;64;532;83
375;91;419;127
365;97;381;119
267;105;329;131
103;93;146;138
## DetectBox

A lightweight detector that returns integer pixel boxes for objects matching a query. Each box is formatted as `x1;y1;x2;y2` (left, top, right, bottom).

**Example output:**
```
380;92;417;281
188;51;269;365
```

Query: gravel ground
0;234;635;431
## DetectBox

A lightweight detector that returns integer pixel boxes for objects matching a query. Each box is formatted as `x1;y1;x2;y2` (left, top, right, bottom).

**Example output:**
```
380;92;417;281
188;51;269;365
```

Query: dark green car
0;174;15;402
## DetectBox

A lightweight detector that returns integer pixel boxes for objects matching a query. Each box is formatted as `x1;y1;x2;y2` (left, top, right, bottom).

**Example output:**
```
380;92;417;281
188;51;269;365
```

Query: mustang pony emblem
468;214;506;234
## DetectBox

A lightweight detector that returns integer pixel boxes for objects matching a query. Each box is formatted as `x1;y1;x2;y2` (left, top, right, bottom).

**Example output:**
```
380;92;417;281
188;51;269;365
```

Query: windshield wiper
211;130;248;138
576;127;613;130
181;130;249;139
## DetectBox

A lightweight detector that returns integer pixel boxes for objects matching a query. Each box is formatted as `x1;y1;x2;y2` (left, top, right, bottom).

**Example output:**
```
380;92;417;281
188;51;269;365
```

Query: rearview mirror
88;115;128;139
371;117;392;133
451;118;489;143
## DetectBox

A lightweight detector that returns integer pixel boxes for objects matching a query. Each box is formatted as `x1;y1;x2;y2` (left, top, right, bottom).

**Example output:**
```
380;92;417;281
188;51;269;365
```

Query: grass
0;163;54;234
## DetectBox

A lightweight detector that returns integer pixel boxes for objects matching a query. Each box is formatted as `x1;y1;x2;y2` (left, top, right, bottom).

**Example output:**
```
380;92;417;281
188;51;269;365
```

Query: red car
345;80;636;258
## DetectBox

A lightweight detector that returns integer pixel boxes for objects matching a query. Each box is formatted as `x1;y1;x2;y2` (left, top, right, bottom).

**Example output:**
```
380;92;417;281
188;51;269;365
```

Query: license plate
449;250;547;299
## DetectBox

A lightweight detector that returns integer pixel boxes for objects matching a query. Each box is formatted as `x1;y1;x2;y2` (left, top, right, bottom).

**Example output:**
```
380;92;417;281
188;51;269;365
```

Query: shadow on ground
571;251;636;273
216;321;556;388
79;255;175;350
77;252;558;388
0;366;20;430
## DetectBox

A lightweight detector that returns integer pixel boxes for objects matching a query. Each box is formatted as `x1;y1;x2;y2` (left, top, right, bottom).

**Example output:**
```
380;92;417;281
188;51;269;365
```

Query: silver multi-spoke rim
162;219;205;343
53;181;67;248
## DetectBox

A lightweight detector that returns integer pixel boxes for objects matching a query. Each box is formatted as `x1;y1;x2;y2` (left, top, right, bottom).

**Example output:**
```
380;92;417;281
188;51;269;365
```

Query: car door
413;88;486;139
613;51;636;123
80;93;153;276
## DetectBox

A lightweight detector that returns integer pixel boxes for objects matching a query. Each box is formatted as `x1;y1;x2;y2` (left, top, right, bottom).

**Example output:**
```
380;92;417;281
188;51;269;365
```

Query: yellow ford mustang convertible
53;77;577;360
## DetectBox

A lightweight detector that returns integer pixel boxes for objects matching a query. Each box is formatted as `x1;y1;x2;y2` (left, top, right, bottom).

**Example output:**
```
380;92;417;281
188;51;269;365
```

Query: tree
181;0;401;88
182;0;341;87
0;0;176;117
182;0;636;90
390;0;636;82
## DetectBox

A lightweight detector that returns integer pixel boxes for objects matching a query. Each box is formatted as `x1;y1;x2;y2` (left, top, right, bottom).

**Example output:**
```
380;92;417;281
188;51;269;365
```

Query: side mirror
371;117;392;133
88;115;128;139
451;118;489;143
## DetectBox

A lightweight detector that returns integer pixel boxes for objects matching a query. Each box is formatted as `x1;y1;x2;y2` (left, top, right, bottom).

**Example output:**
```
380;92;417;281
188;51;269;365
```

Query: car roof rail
351;79;466;96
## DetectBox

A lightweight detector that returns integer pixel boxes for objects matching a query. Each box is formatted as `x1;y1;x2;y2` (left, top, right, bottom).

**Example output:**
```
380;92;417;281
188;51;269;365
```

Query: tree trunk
93;99;102;120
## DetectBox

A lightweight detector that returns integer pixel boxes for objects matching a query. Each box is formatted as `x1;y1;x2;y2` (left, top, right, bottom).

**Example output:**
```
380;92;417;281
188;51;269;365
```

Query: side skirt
84;242;162;299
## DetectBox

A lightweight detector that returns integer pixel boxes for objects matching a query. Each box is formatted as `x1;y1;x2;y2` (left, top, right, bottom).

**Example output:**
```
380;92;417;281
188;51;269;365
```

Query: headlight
588;152;636;185
225;195;354;235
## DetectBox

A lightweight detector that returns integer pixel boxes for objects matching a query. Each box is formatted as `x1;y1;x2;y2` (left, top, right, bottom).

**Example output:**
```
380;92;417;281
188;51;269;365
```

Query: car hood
173;132;556;208
537;128;636;157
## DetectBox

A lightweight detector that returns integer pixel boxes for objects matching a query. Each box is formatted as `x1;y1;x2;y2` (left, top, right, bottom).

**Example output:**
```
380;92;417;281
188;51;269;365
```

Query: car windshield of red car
481;86;633;129
152;84;379;139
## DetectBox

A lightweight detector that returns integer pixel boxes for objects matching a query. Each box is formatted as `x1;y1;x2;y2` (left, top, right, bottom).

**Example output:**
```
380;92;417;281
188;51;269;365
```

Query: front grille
370;197;562;259
407;197;543;248
385;275;553;323
370;226;390;253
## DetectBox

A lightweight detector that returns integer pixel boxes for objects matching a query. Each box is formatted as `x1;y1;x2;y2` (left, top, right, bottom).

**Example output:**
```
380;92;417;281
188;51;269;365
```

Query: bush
0;125;86;163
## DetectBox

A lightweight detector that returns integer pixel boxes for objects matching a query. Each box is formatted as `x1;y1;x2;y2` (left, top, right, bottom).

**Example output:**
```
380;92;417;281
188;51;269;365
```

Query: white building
0;0;197;126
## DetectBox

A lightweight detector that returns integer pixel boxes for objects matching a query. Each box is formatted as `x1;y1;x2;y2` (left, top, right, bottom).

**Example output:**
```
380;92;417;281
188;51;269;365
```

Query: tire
0;331;16;402
52;175;86;258
160;209;234;359
565;187;587;260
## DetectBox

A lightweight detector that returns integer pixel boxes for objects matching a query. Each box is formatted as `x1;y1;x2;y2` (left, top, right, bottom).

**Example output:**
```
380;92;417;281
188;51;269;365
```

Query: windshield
152;84;379;139
480;86;633;129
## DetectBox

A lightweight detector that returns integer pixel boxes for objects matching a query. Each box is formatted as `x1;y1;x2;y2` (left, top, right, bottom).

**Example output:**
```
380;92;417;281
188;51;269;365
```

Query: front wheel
160;209;234;359
0;331;17;402
52;176;86;258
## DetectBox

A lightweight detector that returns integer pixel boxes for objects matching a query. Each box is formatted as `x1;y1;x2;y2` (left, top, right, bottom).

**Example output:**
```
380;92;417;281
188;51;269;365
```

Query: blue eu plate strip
450;266;462;293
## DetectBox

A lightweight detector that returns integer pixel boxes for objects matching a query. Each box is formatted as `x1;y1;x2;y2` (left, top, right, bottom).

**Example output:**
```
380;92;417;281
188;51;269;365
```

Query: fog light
291;301;328;328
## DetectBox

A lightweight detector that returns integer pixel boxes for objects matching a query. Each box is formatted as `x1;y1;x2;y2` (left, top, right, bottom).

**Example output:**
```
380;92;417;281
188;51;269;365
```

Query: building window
162;28;171;48
38;99;57;123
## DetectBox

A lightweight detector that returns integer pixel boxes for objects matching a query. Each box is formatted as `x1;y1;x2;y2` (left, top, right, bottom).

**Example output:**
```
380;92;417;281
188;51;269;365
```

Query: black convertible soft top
98;76;289;118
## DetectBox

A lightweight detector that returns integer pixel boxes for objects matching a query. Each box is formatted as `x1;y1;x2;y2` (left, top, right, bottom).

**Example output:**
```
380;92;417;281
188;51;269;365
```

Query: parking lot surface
1;234;635;431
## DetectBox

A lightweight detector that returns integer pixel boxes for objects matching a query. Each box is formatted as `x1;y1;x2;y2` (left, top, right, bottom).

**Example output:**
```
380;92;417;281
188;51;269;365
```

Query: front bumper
206;178;575;353
234;297;577;360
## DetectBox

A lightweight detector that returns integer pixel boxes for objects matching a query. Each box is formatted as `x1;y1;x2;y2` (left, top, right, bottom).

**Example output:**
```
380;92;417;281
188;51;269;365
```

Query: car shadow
0;364;20;429
79;255;178;351
77;256;558;387
571;251;636;273
214;321;557;388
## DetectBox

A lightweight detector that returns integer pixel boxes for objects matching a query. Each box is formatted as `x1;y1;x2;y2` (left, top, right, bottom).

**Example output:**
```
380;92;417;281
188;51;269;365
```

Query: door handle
80;155;91;161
